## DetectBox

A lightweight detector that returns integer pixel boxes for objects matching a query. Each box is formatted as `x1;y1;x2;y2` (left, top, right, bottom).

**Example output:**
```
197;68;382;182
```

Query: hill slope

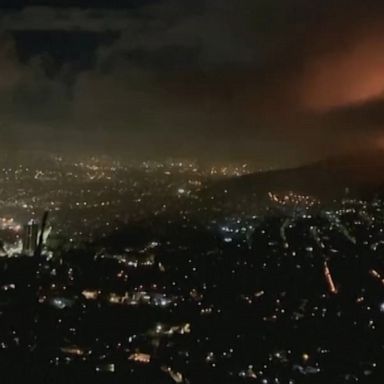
210;151;384;200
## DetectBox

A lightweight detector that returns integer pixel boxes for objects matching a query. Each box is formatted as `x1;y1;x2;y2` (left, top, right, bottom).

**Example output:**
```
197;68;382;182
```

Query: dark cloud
1;0;384;165
0;7;137;31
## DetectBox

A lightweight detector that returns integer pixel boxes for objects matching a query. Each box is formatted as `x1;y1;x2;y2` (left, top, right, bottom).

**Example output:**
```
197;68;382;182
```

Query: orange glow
300;27;384;111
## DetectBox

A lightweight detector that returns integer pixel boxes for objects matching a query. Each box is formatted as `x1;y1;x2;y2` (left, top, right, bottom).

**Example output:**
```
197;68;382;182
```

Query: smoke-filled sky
1;0;384;166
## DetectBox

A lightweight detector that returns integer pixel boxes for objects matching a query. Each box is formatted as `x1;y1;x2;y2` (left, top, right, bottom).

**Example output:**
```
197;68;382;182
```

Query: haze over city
1;1;384;166
0;1;384;384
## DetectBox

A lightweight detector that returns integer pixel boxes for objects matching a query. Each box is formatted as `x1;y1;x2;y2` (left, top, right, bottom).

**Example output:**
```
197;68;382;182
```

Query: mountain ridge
210;150;384;200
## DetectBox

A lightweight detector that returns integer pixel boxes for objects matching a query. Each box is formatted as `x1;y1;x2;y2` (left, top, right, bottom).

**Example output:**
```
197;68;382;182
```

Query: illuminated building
22;220;39;256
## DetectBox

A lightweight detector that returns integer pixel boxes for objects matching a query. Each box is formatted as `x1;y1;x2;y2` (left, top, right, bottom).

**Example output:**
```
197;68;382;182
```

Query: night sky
1;0;384;166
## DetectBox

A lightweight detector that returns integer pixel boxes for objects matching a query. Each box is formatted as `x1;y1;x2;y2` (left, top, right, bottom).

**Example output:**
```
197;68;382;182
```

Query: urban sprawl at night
1;0;384;382
0;153;382;383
